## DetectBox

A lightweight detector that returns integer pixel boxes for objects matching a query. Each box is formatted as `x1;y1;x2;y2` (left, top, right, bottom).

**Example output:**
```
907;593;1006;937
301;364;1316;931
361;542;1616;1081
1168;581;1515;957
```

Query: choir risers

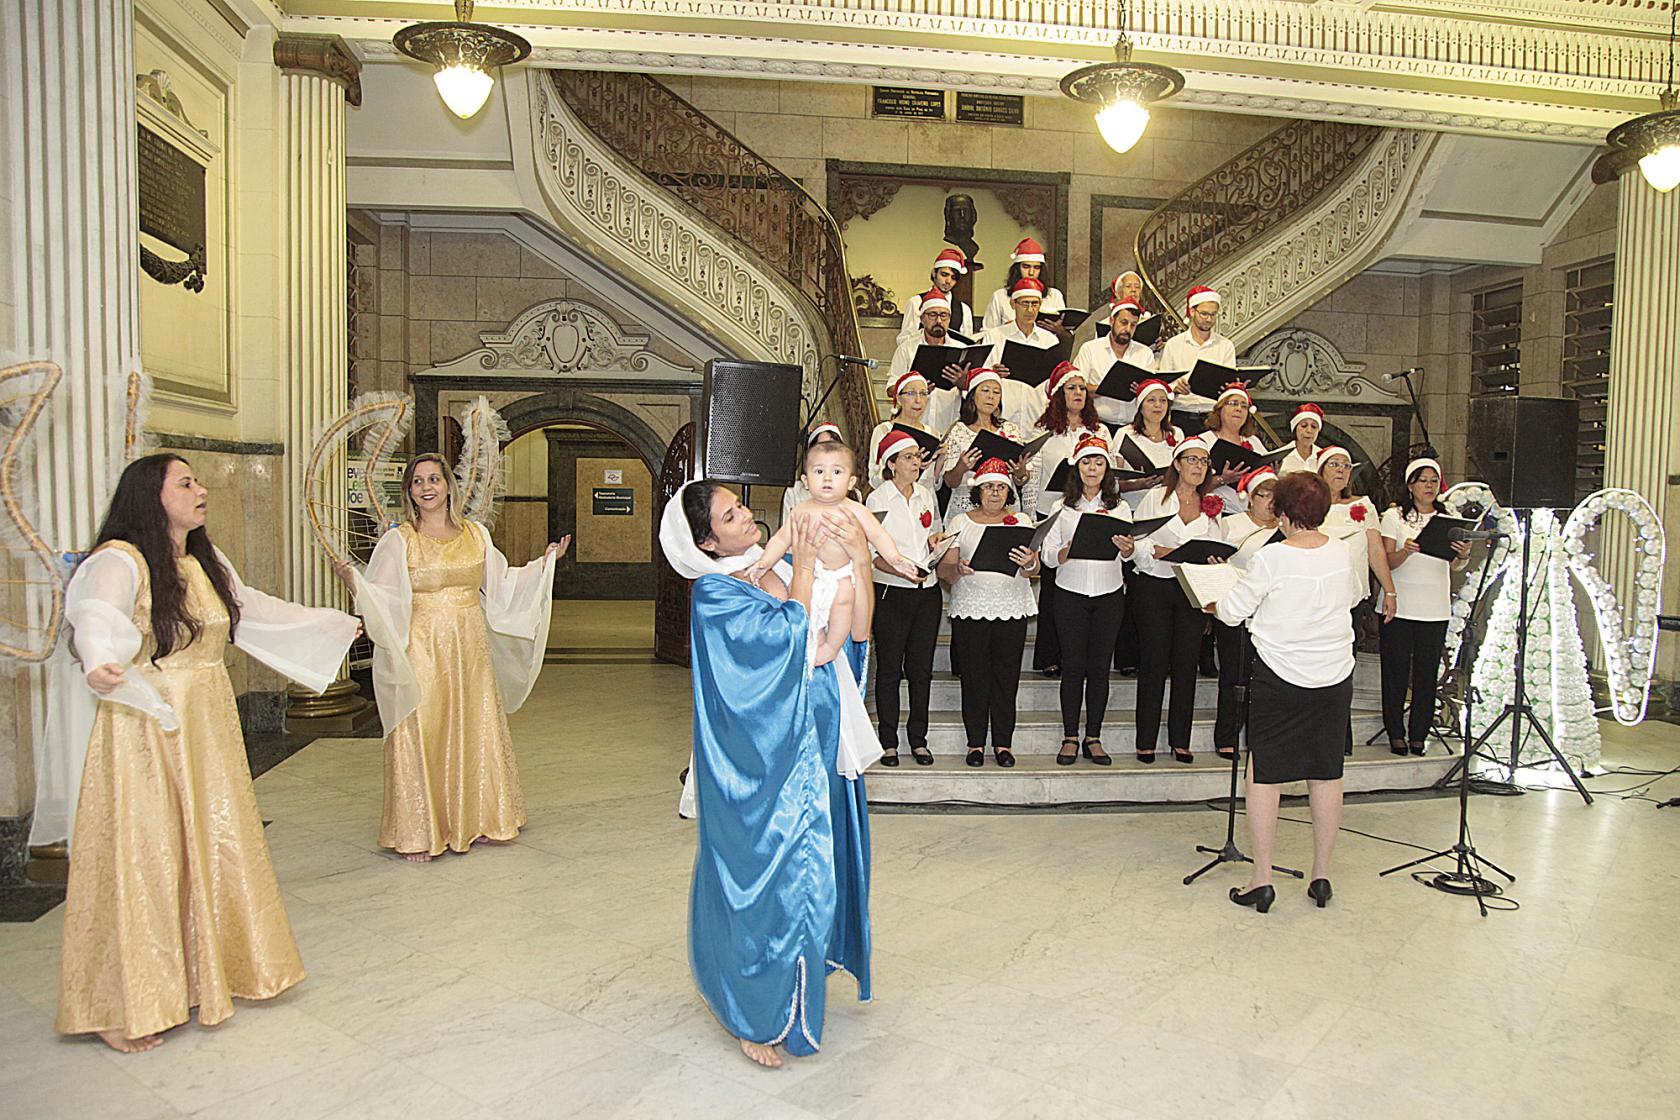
876;671;1383;712
868;748;1461;808
906;707;1388;755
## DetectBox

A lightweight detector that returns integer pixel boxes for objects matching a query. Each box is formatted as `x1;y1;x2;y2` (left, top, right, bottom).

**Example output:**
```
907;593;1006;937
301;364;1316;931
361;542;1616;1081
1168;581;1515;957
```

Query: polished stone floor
3;629;1678;1118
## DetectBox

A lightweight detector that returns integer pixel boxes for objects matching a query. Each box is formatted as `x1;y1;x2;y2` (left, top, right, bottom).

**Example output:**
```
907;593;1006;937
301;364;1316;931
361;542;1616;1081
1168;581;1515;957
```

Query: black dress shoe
1171;747;1194;765
1081;739;1112;766
1307;878;1333;908
966;747;985;768
1135;748;1156;764
880;748;900;768
1057;738;1079;766
911;745;934;766
994;747;1016;768
1389;738;1409;756
1408;741;1426;756
1230;885;1276;913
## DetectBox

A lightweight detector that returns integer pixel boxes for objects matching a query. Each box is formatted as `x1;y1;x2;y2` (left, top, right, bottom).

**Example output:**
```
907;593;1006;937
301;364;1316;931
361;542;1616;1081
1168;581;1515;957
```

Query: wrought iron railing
1134;119;1379;328
550;69;876;445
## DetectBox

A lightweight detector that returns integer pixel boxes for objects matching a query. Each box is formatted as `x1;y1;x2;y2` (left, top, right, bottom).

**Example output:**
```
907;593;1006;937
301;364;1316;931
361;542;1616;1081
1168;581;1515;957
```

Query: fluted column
1602;174;1680;689
274;35;367;724
1;1;141;869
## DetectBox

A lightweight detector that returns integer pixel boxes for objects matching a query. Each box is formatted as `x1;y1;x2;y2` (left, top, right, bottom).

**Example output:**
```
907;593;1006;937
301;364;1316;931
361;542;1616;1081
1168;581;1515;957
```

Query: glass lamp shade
1095;98;1150;154
433;63;494;119
1638;144;1680;192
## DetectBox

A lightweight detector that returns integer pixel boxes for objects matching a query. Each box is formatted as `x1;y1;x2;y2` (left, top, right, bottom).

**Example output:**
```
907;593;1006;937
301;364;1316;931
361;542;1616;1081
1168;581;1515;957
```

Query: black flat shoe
1230;885;1275;913
1388;738;1409;756
1041;666;1061;679
1308;878;1333;908
994;747;1016;768
911;745;934;766
1081;738;1112;766
966;747;985;768
1172;747;1194;765
1056;738;1079;766
1408;741;1426;756
880;748;900;768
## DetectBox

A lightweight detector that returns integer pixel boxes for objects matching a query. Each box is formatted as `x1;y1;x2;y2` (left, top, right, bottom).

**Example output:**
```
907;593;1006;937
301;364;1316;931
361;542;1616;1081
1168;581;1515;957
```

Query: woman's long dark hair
958;386;1002;428
1036;389;1100;436
1004;260;1050;293
1396;456;1441;521
1062;457;1123;508
681;480;727;555
92;453;240;661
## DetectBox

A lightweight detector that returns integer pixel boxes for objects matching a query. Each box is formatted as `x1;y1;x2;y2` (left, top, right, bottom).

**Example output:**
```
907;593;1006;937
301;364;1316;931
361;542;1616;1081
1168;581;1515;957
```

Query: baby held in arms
749;440;921;665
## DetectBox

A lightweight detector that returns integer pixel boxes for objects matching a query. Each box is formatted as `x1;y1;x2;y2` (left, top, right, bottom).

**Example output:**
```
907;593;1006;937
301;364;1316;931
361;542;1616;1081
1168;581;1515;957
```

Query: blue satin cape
687;574;872;1055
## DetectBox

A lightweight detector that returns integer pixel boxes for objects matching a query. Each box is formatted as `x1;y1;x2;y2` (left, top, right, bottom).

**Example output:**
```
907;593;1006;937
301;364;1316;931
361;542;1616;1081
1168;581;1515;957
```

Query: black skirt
1247;655;1354;784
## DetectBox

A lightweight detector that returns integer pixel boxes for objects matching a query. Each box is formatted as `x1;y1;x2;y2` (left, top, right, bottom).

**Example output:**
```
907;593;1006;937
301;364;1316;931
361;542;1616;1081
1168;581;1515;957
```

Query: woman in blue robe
661;480;874;1069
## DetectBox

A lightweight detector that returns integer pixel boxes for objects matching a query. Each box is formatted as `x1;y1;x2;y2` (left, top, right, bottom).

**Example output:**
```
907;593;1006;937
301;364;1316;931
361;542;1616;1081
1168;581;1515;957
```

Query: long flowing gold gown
378;525;527;856
56;543;304;1039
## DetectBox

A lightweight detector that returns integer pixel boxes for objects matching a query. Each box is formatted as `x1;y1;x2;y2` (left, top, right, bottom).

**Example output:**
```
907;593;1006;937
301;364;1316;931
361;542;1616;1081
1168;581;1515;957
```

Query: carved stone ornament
850;274;900;319
427;297;697;380
994;186;1056;248
135;70;207;138
831;177;904;229
1240;328;1402;402
274;34;363;107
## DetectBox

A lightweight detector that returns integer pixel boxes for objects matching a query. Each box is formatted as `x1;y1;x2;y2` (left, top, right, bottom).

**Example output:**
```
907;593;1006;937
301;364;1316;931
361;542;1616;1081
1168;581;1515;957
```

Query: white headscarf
658;480;765;580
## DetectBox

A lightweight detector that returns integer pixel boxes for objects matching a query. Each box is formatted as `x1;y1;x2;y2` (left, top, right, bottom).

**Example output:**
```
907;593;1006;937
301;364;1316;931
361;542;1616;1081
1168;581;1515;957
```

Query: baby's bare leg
814;579;855;665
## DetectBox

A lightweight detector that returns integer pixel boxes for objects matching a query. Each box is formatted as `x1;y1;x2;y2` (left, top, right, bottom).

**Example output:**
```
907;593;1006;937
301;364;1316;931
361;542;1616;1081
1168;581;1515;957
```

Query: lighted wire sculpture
0;361;66;663
453;395;509;529
303;392;413;571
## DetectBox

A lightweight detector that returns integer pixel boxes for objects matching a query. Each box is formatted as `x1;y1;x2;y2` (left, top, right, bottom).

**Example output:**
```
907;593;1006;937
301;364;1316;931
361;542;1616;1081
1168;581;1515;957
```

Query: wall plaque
955;92;1024;127
872;86;946;120
137;123;207;291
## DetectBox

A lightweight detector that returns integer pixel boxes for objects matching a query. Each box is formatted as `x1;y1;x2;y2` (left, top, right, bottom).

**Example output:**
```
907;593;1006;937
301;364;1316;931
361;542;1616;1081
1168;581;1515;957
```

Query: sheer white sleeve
353;528;419;736
1215;549;1274;627
63;547;178;730
476;521;559;714
217;547;359;695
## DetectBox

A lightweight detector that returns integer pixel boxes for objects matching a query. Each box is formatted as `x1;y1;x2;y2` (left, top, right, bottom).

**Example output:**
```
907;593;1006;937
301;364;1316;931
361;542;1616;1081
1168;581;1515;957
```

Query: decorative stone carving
428;297;697;379
994;186;1058;246
850;274;900;319
135;70;206;137
1240;328;1402;403
831;177;904;228
274;33;363;107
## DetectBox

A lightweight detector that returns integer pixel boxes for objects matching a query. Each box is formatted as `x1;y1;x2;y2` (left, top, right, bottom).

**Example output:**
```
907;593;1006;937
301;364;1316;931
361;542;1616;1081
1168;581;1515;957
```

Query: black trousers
873;584;943;750
1212;620;1248;750
1131;574;1204;751
1033;564;1061;671
949;616;1029;748
1053;586;1126;738
1379;616;1449;743
1112;560;1140;670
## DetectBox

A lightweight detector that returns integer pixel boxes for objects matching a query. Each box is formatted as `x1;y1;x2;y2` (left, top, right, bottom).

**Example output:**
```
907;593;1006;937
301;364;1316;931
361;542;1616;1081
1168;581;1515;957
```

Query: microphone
834;354;879;369
1382;366;1424;382
1448;527;1506;542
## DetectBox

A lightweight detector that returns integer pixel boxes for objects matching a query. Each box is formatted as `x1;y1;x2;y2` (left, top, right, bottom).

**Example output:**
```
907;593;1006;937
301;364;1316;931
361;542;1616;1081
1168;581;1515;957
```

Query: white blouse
1114;424;1184;510
1130;486;1224;580
1222;512;1283;570
944;512;1038;621
865;418;937;487
1039;494;1131;598
866;479;941;590
1323;496;1380;604
1279;445;1321;475
940;419;1023;521
1024;421;1111;517
1381;505;1453;622
1215;539;1358;688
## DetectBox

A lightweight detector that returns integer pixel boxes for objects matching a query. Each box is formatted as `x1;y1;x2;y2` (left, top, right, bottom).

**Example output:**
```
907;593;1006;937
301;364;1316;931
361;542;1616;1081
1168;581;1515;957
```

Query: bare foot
739;1038;782;1068
97;1030;162;1053
401;851;434;863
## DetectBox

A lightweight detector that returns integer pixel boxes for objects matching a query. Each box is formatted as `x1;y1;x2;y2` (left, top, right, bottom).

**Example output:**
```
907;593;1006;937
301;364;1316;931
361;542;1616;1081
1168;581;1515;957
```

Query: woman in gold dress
342;453;566;862
57;454;360;1052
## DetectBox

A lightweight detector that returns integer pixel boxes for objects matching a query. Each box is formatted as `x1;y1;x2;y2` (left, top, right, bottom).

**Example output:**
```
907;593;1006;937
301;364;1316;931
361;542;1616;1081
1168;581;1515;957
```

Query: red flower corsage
920;510;933;528
1002;514;1019;525
1200;495;1224;518
1350;504;1367;523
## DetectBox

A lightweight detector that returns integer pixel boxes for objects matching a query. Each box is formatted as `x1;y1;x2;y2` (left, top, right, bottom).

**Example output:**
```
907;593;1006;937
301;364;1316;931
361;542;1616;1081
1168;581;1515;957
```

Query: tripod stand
1382;533;1513;916
1434;508;1593;805
1185;625;1304;886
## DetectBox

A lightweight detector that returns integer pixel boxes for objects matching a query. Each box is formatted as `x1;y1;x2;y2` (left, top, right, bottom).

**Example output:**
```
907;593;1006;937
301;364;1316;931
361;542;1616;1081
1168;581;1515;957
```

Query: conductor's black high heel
1307;879;1333;908
1229;885;1275;913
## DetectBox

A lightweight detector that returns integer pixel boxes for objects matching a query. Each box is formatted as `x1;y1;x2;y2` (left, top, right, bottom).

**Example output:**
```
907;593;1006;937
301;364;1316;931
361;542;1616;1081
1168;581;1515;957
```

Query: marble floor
3;648;1679;1118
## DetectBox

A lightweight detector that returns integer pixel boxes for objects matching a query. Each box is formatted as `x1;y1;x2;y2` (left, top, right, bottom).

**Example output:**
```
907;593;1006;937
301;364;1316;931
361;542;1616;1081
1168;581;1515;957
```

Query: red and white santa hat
931;248;968;275
1009;276;1047;302
1186;285;1221;313
1289;402;1325;431
1111;270;1143;301
807;421;842;446
1213;382;1253;411
1134;378;1174;403
972;456;1013;486
1067;434;1112;466
875;429;920;468
1238;466;1277;496
1404;456;1443;482
1109;299;1145;321
918;288;952;313
1047;360;1085;398
964;366;1006;394
1318;445;1353;466
889;370;929;401
1011;237;1046;264
1173;433;1212;461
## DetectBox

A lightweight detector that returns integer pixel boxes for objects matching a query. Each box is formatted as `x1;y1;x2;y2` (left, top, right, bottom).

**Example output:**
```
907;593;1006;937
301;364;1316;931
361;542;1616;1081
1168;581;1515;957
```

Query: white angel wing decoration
303;392;414;570
0;360;67;664
454;395;510;529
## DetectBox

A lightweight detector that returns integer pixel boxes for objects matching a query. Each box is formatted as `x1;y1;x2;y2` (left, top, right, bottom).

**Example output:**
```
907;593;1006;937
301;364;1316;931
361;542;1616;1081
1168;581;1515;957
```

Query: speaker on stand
697;359;805;489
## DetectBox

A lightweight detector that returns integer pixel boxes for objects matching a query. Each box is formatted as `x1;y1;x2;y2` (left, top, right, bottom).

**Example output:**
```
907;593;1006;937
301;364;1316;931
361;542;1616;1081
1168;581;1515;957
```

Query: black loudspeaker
698;359;803;486
1466;395;1579;508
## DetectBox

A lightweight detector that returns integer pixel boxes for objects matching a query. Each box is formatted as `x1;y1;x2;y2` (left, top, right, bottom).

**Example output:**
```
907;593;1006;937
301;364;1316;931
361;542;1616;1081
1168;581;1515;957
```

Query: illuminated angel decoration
301;392;413;571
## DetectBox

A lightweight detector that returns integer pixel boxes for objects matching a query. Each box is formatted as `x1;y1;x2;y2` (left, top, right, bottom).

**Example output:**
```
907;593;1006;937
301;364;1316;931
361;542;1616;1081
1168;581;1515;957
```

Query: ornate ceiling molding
425;296;698;378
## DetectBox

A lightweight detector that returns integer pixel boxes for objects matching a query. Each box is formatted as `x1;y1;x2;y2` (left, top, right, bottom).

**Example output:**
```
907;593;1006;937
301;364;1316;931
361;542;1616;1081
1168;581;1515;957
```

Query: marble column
272;35;368;725
1601;173;1680;694
1;0;142;876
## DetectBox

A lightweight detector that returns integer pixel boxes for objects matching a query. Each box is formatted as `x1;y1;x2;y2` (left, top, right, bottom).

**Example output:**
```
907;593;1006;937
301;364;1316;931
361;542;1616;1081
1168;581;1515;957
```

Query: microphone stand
805;354;874;433
1184;623;1304;886
1389;368;1431;447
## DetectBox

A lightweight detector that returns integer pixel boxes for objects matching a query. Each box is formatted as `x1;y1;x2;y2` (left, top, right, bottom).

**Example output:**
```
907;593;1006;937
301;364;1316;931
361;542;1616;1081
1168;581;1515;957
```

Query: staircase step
896;709;1386;754
864;671;1382;713
867;745;1461;807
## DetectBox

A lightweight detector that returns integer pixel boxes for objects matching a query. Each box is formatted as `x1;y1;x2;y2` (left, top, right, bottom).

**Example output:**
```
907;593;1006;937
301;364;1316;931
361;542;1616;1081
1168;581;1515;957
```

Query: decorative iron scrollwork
139;242;206;292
